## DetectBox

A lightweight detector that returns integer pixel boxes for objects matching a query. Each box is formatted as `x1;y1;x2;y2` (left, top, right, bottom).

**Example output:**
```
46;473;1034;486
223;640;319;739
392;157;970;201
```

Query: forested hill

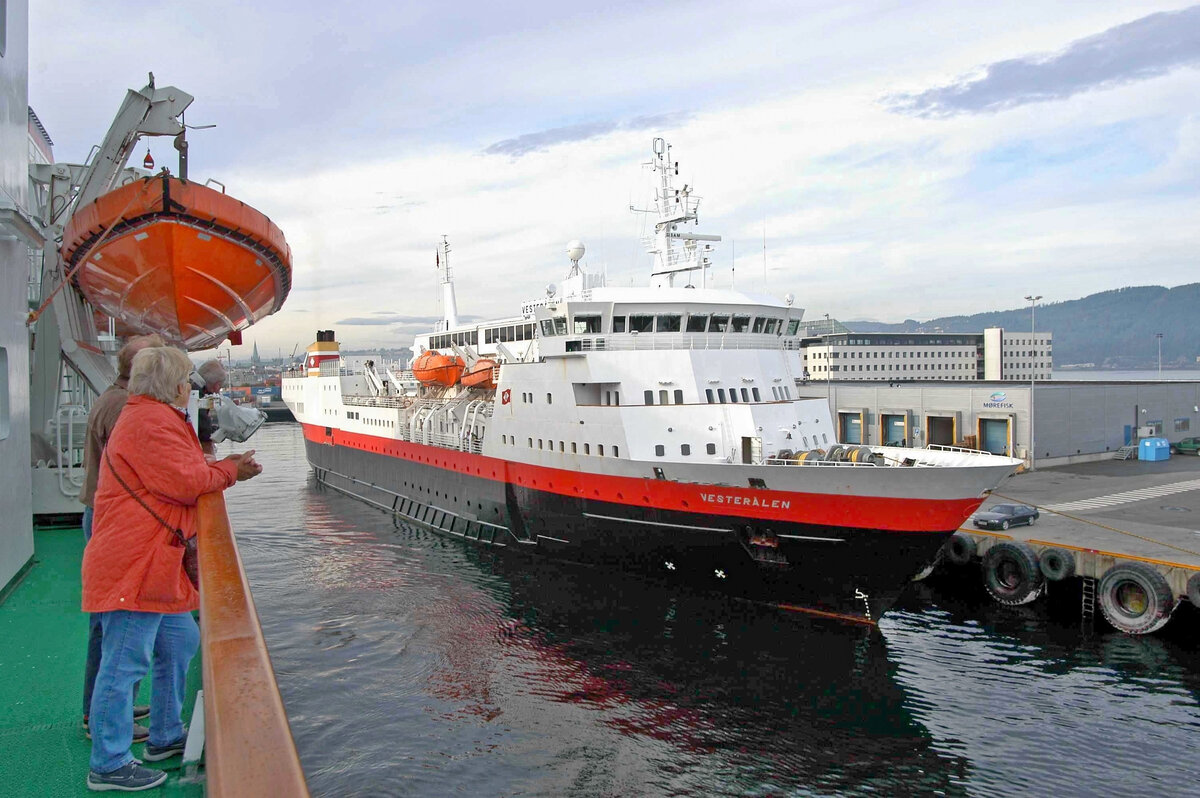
845;284;1200;368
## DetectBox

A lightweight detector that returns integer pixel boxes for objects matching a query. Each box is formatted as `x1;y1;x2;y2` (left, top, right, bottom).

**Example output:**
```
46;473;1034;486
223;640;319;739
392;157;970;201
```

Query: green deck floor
0;525;203;796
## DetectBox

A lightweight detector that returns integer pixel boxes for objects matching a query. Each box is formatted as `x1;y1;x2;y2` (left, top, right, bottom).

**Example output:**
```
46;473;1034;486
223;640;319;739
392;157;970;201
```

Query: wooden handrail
197;492;309;797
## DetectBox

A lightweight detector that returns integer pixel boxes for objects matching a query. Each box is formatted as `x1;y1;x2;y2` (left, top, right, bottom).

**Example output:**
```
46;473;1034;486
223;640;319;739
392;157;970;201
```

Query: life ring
943;532;976;566
981;540;1044;605
1188;572;1200;609
1038;547;1076;582
1098;562;1176;635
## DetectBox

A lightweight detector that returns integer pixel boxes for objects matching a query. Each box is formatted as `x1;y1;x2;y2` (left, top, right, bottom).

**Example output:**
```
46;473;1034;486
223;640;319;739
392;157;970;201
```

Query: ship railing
925;443;996;456
342;395;415;409
196;492;309;797
564;333;804;353
762;456;881;468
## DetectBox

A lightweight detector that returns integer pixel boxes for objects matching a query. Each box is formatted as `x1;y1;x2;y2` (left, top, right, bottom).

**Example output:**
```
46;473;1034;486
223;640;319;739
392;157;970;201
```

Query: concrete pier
939;454;1200;633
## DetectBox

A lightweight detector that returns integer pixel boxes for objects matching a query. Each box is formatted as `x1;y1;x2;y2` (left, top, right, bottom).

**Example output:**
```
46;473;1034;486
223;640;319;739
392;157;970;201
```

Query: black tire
1000;519;1010;531
1038;547;1075;582
944;532;976;566
1185;572;1200;609
1098;562;1176;635
982;541;1044;606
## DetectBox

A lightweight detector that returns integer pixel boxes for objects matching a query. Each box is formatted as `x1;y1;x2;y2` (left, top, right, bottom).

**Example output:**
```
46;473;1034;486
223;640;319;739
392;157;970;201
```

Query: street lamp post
1024;295;1042;470
1156;332;1163;379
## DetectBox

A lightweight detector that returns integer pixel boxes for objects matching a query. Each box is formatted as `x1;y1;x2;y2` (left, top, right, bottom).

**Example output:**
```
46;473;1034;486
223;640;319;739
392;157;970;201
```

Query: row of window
831;336;978;346
810;349;971;359
346;410;394;427
502;434;620;458
518;392;552;404
654;443;720;457
541;313;802;337
483;323;536;344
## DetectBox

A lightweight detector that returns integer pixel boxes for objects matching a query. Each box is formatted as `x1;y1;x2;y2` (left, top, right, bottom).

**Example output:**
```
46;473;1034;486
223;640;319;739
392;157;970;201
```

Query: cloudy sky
28;1;1200;358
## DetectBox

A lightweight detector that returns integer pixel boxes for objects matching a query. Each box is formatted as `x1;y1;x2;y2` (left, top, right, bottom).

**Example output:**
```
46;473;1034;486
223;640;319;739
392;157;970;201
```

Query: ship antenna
439;235;459;330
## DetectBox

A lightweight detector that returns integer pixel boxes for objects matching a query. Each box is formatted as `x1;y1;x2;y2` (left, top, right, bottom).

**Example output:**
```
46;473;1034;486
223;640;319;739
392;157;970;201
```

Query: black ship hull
302;434;956;623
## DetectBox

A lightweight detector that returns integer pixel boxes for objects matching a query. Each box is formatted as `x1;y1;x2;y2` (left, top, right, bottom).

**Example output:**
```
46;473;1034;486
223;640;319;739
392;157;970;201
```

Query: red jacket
82;395;239;614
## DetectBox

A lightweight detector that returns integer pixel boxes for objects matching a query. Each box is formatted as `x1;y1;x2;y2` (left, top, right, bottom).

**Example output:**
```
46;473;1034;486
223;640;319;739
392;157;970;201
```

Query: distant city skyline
29;1;1200;358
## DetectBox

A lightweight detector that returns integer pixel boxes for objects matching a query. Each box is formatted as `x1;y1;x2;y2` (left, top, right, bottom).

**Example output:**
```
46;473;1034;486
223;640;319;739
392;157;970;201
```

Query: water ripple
221;425;1200;797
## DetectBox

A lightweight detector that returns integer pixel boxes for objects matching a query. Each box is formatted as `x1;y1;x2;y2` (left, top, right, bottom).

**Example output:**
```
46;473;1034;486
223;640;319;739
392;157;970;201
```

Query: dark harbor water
224;424;1200;797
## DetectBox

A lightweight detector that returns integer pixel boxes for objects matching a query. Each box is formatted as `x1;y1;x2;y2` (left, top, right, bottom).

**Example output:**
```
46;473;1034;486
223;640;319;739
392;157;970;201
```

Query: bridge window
731;315;750;332
752;317;765;334
554;317;568;335
539;320;554;337
573;315;602;334
630;314;654;333
710;315;729;332
786;320;800;336
686;314;708;332
765;318;779;335
656;314;681;332
612;316;626;333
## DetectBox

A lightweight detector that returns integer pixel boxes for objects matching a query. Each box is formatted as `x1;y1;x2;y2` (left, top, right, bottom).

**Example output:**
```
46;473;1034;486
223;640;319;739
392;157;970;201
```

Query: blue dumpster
1139;437;1170;461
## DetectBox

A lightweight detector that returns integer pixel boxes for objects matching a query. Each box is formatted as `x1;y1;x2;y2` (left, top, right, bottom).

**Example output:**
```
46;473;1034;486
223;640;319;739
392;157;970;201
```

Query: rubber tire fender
982;540;1045;606
1098;562;1176;635
944;532;976;566
1188;572;1200;609
1039;547;1076;582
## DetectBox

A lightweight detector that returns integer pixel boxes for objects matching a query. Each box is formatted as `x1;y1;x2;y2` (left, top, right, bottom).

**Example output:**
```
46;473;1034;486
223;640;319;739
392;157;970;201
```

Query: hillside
845;284;1200;369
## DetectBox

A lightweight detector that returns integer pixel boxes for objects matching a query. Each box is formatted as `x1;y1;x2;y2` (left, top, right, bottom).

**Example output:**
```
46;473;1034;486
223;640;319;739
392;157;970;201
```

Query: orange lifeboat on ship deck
61;173;292;351
460;358;498;391
412;351;465;387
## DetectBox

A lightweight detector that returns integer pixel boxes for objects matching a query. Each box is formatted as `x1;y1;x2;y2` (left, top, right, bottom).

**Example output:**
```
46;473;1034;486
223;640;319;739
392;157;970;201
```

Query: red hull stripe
301;423;984;533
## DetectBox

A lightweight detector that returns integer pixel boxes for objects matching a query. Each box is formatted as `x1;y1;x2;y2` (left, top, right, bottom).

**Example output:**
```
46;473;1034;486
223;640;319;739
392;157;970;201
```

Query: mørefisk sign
983;390;1014;409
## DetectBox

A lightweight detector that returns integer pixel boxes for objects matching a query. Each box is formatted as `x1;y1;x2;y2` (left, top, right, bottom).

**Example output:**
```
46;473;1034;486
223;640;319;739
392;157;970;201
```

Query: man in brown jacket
79;333;163;739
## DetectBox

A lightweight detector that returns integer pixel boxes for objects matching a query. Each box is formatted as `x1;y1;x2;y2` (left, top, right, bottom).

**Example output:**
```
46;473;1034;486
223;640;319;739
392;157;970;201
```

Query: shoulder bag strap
102;447;188;547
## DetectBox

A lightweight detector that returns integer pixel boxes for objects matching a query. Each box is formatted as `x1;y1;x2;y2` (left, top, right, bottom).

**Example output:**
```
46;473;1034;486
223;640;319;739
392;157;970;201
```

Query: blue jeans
88;610;199;773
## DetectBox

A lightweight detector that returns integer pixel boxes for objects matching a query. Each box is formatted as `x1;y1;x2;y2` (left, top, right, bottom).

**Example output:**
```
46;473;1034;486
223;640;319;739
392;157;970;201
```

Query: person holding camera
192;359;227;456
82;346;261;791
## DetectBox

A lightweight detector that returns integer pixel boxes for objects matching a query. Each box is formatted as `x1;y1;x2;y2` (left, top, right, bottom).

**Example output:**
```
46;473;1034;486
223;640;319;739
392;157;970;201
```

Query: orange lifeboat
412;351;464;387
61;173;291;351
460;358;498;390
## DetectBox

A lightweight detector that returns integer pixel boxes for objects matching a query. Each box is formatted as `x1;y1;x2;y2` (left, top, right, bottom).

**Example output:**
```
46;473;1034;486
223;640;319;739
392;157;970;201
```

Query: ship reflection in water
227;425;1200;797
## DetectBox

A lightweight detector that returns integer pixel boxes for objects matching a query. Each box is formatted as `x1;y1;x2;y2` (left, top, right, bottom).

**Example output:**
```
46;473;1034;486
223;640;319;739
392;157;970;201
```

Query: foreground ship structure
283;140;1020;622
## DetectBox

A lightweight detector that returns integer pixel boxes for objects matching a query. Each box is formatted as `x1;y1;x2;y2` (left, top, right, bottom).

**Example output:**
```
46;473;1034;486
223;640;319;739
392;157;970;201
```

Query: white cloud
28;1;1200;357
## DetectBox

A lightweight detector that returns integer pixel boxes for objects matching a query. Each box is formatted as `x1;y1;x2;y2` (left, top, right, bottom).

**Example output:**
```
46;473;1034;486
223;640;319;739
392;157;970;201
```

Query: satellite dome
566;240;586;262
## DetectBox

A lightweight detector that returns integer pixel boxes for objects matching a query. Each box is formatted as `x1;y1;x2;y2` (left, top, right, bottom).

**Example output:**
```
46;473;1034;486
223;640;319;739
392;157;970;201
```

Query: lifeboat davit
460;358;498;390
61;173;292;351
412;351;464;387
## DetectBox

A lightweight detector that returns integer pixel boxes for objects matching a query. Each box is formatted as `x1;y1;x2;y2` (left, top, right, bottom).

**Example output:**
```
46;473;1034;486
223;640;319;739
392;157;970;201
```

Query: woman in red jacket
82;346;261;791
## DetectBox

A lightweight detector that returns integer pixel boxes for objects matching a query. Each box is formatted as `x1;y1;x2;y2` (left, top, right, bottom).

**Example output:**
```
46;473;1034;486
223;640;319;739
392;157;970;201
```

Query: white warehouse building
800;328;1053;382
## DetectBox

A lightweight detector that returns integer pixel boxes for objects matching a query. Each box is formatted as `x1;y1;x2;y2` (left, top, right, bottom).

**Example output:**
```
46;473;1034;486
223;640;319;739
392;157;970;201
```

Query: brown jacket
80;377;131;507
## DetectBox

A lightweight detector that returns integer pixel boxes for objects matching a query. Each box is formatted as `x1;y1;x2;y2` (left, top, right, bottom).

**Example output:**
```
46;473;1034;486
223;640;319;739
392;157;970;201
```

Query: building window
1175;418;1191;433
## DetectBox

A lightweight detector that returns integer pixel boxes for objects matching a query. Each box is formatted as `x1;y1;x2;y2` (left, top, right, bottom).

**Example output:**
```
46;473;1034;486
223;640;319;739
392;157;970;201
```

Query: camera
189;370;265;444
